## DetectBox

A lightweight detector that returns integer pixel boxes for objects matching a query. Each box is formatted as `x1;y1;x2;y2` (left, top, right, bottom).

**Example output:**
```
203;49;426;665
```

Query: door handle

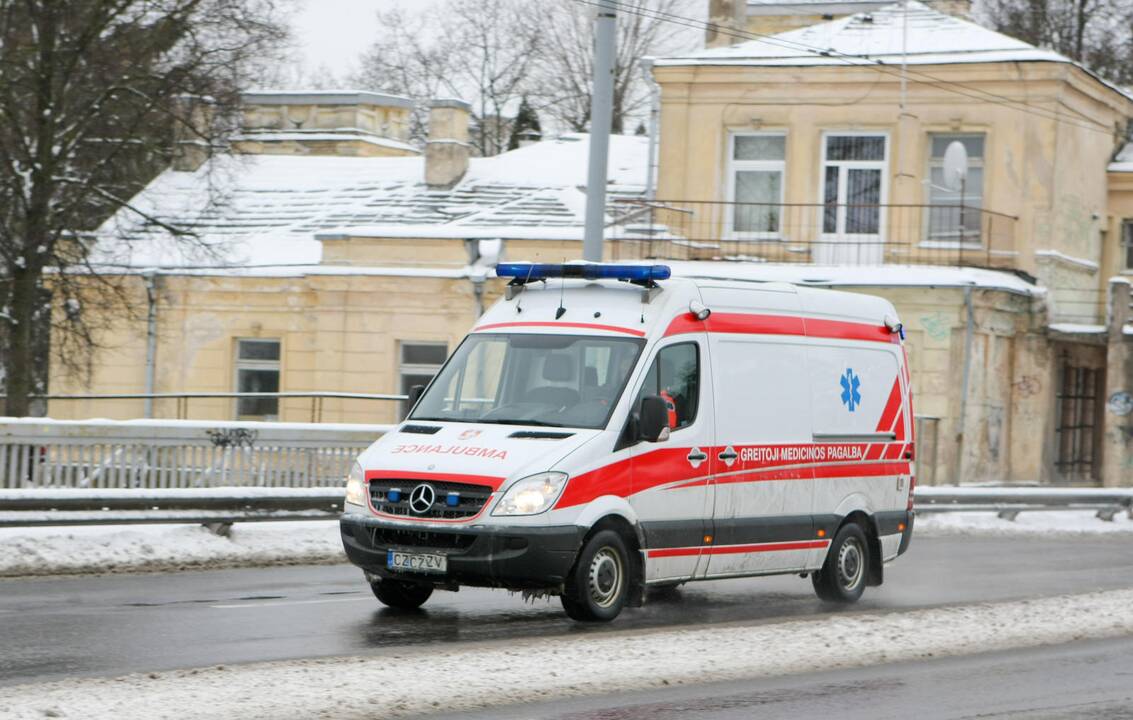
687;450;708;463
718;450;738;461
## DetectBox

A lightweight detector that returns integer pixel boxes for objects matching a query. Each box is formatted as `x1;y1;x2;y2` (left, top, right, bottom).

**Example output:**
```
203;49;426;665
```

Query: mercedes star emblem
408;483;436;515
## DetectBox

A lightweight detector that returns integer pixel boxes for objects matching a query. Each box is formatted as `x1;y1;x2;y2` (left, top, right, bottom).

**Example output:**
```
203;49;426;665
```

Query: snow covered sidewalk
3;587;1133;719
917;510;1133;536
0;521;345;577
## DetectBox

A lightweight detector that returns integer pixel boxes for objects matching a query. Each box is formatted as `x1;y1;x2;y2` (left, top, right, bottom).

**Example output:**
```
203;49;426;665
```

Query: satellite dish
942;140;968;192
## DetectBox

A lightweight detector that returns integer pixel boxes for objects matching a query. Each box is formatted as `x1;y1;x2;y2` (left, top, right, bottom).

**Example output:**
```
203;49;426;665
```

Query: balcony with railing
608;200;1018;269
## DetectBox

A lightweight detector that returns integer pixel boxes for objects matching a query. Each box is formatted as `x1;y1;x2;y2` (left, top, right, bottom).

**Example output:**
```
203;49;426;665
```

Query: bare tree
984;0;1133;84
0;0;286;416
354;0;540;156
533;0;700;134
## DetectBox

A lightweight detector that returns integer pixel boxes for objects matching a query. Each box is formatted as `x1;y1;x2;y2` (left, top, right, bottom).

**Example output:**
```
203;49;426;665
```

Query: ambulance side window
635;343;699;430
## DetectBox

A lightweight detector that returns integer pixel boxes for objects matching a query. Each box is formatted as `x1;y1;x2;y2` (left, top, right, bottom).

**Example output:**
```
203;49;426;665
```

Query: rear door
701;286;817;578
807;337;906;528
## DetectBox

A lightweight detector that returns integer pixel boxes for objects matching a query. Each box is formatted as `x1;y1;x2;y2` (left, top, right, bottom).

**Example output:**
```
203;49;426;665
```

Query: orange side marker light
703;535;713;544
816;529;826;538
898;523;906;532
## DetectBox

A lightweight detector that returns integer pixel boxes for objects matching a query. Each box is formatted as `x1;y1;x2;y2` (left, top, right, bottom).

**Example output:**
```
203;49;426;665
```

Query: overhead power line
573;0;1120;137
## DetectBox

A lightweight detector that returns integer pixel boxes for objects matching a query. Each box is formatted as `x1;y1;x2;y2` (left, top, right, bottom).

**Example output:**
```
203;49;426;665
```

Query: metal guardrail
0;488;345;532
1;391;408;422
1;486;1131;531
915;487;1133;521
0;418;390;489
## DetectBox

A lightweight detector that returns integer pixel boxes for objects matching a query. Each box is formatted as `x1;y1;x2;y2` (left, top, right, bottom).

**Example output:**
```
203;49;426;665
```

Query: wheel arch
838;509;884;587
573;498;646;606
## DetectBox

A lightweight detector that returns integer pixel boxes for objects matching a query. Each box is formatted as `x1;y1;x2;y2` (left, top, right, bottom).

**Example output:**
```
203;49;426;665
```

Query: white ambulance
341;263;915;621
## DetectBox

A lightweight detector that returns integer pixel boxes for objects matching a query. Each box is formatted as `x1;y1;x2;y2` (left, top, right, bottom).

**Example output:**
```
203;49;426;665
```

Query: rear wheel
561;529;630;622
370;579;433;610
812;523;869;604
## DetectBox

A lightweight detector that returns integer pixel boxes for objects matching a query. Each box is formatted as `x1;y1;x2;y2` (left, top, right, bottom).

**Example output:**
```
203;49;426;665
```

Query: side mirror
639;395;671;443
407;384;426;410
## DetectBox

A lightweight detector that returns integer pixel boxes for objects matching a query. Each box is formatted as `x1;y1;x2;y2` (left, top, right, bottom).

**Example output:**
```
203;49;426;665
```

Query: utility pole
583;0;617;262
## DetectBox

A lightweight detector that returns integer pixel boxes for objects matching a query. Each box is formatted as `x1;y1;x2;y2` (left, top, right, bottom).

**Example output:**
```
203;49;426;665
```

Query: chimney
426;98;471;187
706;0;746;48
928;0;972;17
172;95;214;172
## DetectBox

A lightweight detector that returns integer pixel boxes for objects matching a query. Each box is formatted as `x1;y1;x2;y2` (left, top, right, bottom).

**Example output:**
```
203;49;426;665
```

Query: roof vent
861;13;874;22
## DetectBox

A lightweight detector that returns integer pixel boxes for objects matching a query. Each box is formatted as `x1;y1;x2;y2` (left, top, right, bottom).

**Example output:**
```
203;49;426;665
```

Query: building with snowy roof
44;2;1133;487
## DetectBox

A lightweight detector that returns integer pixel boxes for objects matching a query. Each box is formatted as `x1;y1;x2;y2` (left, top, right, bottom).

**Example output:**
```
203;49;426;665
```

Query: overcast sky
290;0;443;82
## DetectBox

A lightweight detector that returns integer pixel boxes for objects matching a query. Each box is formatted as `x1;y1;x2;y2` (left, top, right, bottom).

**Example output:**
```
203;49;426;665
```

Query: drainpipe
471;276;485;319
641;58;660;202
143;271;158;419
956;284;975;482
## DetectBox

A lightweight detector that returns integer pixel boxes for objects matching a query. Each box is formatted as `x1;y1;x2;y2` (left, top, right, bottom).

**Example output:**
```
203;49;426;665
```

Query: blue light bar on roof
495;263;671;284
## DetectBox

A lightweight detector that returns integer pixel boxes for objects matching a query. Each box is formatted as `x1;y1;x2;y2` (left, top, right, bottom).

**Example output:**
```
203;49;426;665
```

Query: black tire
812;522;869;604
370;579;433;610
561;529;631;622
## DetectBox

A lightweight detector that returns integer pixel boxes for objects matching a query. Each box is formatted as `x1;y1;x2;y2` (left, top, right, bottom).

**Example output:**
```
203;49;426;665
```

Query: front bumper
340;514;585;590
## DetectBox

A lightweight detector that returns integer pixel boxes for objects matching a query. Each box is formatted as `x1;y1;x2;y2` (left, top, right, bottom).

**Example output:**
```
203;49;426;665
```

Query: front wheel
812;523;869;604
370;579;433;610
561;530;630;622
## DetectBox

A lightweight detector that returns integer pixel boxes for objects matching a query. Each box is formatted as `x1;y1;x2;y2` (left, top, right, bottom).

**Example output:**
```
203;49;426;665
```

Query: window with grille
1054;361;1102;483
926;133;985;245
727;133;786;236
234;339;281;419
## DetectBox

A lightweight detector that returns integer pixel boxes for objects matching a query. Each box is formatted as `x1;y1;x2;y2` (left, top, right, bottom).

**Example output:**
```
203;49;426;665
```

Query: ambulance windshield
411;333;645;429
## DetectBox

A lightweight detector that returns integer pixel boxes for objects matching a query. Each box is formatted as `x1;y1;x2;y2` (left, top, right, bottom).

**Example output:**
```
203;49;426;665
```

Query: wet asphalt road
430;635;1133;720
1;535;1132;689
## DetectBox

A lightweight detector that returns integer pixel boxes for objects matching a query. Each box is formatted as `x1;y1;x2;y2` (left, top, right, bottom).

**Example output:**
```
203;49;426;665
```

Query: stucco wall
652;61;1131;318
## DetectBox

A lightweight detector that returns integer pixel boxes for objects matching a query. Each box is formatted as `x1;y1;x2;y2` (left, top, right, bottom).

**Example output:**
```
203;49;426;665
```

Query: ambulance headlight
345;462;368;507
493;472;569;516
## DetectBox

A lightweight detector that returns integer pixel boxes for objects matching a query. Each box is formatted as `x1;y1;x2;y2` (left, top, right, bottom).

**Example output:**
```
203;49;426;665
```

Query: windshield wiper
480;419;566;428
408;416;567;428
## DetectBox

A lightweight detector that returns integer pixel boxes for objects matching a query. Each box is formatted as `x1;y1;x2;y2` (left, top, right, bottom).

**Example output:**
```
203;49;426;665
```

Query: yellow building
47;4;1133;486
55;93;648;427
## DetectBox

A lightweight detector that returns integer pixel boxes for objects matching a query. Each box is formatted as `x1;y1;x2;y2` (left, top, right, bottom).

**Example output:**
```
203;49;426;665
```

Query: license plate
387;550;447;574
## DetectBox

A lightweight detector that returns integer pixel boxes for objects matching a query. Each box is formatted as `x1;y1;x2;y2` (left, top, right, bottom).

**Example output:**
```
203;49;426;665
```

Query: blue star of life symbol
840;368;862;412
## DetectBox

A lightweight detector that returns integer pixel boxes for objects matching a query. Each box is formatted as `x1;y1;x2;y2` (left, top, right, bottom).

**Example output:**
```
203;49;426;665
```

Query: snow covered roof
746;0;888;12
92;133;648;271
1109;142;1133;172
665;260;1043;295
657;1;1093;72
241;90;413;108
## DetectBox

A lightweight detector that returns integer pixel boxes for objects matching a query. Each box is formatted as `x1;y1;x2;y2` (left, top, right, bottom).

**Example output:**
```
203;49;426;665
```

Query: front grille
369;479;494;520
371;527;476;550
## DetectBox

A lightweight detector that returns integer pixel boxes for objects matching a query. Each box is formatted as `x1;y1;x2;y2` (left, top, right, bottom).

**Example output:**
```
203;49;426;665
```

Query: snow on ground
2;587;1133;719
0;521;345;577
917;510;1133;536
0;508;1129;578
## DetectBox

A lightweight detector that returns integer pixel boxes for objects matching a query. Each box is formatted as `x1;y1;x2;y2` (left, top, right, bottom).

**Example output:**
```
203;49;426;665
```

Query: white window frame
921;132;986;249
398;340;448;418
725;131;787;240
818;130;890;241
233;338;281;420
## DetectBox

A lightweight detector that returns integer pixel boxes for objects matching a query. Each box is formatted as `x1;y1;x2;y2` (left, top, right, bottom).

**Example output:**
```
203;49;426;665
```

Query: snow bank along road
1;536;1133;715
3;584;1133;719
2;510;1129;577
432;635;1133;720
